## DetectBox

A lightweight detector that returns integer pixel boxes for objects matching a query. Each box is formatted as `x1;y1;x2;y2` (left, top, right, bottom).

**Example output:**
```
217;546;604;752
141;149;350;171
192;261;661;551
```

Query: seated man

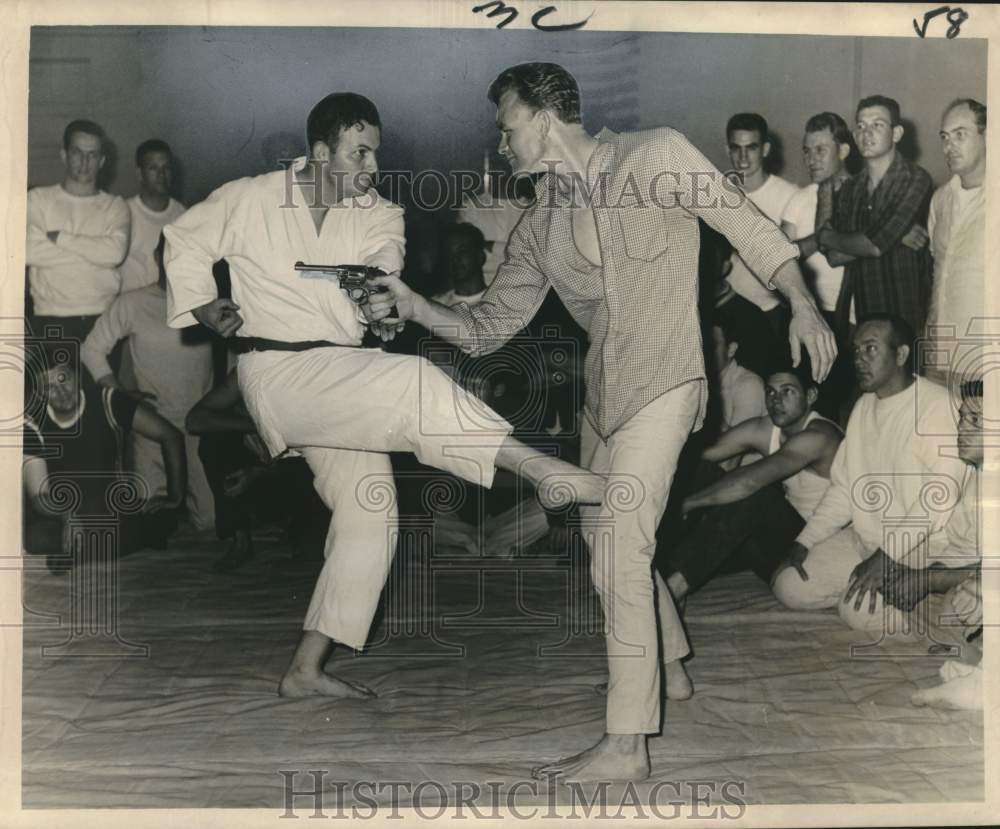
772;315;969;633
710;307;768;436
82;234;215;530
663;359;843;600
186;370;330;571
905;379;983;710
22;345;186;571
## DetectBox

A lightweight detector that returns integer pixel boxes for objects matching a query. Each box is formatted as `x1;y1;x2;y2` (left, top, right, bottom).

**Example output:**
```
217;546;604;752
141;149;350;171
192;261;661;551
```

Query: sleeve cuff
766;253;799;291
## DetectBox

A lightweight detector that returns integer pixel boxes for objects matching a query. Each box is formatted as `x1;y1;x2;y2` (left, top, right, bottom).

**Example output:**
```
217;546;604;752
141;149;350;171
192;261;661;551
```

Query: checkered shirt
832;151;934;336
451;127;798;439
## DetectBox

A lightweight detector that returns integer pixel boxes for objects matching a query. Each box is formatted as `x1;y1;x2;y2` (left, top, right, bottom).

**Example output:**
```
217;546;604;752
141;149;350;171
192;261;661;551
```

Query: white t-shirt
782;183;845;313
726;174;798;312
119;195;186;292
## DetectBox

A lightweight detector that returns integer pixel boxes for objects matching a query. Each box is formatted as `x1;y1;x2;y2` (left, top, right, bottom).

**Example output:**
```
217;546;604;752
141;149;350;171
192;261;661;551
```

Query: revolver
293;262;399;318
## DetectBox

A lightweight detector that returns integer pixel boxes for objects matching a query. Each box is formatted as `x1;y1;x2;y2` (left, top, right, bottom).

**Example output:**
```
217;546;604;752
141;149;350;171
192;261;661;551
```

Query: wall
28;27;986;204
637;32;986;187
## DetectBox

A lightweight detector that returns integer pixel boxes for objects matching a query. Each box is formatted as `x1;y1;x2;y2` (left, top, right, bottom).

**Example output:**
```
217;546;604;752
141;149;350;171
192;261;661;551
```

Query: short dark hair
306;93;382;155
63;119;105;151
136;139;172;168
726;113;769;143
488;62;582;125
767;355;817;393
945;98;987;133
856;313;916;371
805;111;853;148
857;95;901;126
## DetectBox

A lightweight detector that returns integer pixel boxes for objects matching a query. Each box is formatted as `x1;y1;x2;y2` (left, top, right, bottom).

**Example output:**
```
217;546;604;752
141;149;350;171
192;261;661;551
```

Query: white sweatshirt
26;184;130;316
796;377;969;564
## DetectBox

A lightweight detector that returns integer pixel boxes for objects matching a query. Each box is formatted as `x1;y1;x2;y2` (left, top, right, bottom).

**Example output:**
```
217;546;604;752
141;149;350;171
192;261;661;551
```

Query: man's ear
534;109;551;141
98;154;106;171
891;124;904;145
762;140;772;159
807;385;819;407
59;147;67;167
896;344;911;368
838;142;851;162
728;341;739;360
311;140;331;163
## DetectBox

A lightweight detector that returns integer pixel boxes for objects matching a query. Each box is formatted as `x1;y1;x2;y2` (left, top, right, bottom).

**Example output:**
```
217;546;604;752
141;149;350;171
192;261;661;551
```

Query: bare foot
278;668;375;700
664;657;694;700
531;734;650;783
911;665;982;711
536;470;607;509
594;659;693;700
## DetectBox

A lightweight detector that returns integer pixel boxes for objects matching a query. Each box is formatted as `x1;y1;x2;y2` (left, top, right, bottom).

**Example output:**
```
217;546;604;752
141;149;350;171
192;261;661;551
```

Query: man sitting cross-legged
771;314;970;633
661;358;843;601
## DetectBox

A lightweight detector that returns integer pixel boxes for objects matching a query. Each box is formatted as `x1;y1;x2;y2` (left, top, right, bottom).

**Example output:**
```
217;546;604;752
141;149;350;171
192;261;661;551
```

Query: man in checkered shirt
370;62;836;783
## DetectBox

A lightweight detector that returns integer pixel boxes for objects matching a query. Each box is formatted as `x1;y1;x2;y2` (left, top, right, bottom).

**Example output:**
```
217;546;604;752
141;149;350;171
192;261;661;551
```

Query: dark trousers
659;466;805;594
198;434;329;553
23;507;177;561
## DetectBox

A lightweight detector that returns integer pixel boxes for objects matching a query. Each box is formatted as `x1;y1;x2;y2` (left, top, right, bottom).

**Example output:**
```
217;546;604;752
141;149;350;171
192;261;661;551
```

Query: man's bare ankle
605;733;644;751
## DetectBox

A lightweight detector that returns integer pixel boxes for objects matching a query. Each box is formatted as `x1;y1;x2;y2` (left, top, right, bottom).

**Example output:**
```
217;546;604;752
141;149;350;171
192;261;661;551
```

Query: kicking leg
495;437;607;508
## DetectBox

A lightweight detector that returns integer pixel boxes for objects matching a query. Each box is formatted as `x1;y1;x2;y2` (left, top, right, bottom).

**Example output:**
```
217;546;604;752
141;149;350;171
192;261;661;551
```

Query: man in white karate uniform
165;92;605;699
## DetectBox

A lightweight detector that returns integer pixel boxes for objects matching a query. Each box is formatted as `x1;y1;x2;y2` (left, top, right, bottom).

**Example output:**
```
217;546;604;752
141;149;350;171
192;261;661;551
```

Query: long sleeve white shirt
164;157;405;343
796;377;969;564
26;184;130;315
927;175;984;339
81;284;213;427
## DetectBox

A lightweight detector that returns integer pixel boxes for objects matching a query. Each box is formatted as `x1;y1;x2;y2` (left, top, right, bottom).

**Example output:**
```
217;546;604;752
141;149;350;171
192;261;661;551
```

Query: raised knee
772;568;813;610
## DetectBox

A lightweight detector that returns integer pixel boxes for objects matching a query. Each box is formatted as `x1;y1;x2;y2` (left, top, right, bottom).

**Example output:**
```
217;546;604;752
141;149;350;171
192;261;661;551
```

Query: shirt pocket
619;209;669;261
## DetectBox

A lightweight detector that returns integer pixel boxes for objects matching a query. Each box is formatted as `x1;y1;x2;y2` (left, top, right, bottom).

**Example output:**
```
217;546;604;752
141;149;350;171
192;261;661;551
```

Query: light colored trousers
237;347;511;650
772;526;966;639
580;382;699;735
133;428;216;531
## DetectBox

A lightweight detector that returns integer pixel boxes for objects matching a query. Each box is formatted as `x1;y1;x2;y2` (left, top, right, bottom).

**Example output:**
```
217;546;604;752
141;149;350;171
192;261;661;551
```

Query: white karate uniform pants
237;347;512;650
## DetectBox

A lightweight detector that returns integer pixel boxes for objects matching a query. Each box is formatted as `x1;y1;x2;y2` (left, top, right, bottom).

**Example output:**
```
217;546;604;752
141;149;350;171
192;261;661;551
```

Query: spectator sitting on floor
185;369;330;572
907;378;984;711
662;357;843;601
22;345;186;572
771;315;970;634
707;307;769;470
82;233;215;531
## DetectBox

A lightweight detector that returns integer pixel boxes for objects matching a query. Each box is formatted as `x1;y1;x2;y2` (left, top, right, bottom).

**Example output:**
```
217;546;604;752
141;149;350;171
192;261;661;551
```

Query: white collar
47;390;86;429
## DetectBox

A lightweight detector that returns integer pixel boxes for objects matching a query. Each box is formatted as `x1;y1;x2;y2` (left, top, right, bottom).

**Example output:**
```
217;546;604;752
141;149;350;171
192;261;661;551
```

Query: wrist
412;293;431;326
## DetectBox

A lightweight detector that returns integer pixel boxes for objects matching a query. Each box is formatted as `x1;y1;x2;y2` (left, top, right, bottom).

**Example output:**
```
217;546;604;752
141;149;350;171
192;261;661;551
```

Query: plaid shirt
451;127;798;439
831;151;934;335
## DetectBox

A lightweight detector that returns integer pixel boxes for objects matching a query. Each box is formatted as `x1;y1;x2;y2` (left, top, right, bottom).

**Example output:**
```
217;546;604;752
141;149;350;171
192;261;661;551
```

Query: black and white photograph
1;1;996;825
